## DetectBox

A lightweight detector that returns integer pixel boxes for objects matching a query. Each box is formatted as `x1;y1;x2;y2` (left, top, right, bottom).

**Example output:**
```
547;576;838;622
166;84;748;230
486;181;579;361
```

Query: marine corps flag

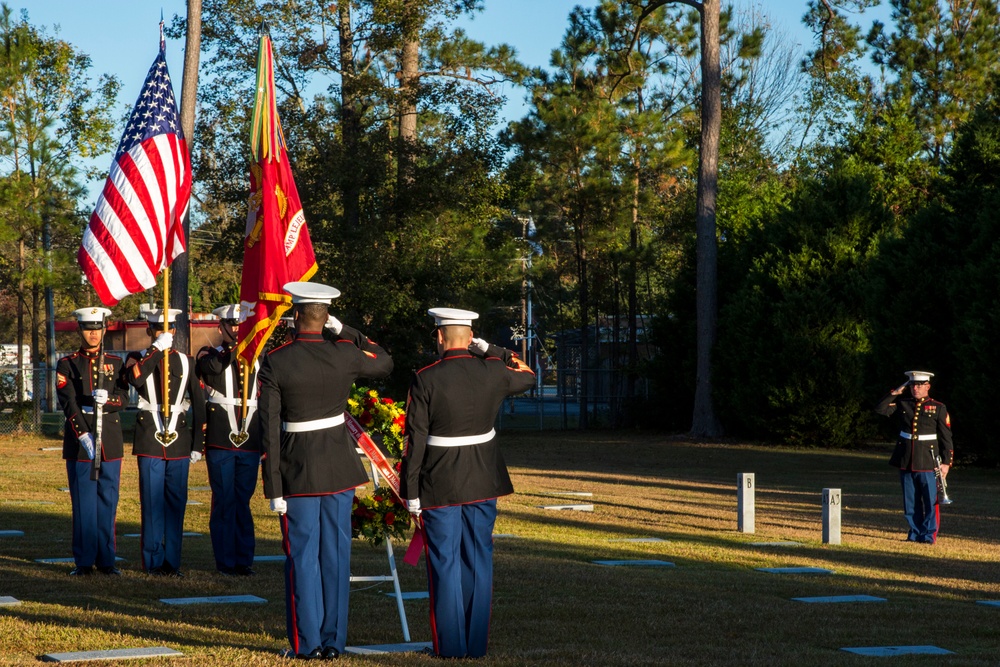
235;24;317;369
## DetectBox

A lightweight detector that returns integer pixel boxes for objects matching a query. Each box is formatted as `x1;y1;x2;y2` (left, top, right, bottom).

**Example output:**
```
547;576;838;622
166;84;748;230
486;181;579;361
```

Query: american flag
78;38;191;307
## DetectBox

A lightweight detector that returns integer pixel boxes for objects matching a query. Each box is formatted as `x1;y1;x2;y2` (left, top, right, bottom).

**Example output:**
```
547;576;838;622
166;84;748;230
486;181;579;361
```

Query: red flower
373;495;383;503
381;397;394;405
393;414;406;429
384;512;395;524
360;411;374;426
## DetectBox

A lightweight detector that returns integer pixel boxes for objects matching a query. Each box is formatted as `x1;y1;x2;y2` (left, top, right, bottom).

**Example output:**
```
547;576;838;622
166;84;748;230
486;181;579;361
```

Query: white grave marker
538;504;594;512
0;596;22;606
384;591;429;600
737;473;755;533
757;567;833;574
161;595;266;605
822;488;841;545
0;530;24;537
593;560;675;567
793;595;885;603
841;646;953;656
345;642;433;655
40;647;183;662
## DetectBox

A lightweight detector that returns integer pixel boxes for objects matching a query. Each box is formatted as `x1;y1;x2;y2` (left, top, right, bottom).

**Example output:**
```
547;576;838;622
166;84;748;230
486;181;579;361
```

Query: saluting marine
400;308;535;659
126;308;207;575
57;307;130;576
195;303;261;576
258;282;393;660
875;370;954;544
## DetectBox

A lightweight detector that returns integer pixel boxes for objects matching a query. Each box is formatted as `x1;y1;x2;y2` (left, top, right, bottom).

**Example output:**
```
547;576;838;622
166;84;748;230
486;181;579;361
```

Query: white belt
208;395;258;407
282;414;345;433
900;432;937;441
427;429;496;447
138;398;192;413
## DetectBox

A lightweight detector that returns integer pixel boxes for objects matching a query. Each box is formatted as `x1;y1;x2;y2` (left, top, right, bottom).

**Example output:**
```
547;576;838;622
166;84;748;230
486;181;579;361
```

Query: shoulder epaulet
415;359;444;375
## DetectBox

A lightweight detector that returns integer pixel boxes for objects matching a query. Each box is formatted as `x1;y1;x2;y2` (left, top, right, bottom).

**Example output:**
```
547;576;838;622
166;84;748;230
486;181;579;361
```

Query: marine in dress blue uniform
400;308;535;659
259;282;393;660
195;304;261;576
57;307;130;576
125;308;207;575
875;370;954;544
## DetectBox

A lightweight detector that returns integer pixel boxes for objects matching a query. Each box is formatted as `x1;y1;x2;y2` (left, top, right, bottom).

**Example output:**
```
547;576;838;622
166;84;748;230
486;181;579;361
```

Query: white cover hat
146;308;182;324
905;370;935;383
428;307;479;327
212;304;242;321
284;281;341;304
73;307;112;329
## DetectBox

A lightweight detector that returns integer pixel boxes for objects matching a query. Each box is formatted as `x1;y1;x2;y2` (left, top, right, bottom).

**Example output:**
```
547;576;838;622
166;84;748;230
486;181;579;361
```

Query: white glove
152;332;174;351
470;338;489;354
270;497;288;515
190;450;203;464
325;314;343;335
406;498;422;517
92;389;109;406
78;433;96;460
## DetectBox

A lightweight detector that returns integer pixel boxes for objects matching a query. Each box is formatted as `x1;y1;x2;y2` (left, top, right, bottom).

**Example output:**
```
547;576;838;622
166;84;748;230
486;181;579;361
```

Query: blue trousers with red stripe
137;456;190;571
280;491;353;655
66;459;121;569
206;448;260;572
900;470;938;543
422;499;497;658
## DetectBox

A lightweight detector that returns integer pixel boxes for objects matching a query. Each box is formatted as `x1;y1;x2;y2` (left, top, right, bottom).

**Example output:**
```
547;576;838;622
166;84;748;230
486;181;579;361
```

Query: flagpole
239;360;249;433
161;265;171;431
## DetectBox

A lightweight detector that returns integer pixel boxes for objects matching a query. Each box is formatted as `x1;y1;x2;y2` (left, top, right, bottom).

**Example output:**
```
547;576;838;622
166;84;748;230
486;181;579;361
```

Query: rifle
90;338;105;482
935;455;953;505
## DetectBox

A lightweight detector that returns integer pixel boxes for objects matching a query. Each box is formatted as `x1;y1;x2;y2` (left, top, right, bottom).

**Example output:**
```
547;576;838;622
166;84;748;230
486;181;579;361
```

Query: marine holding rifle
195;303;261;577
126;308;206;576
875;370;954;544
56;307;130;576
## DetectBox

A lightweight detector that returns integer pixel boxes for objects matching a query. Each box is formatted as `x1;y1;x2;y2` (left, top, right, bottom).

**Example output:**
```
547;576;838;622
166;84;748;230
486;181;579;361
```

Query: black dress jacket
126;347;207;459
57;348;129;462
196;342;261;452
401;344;535;508
258;325;393;499
875;392;954;471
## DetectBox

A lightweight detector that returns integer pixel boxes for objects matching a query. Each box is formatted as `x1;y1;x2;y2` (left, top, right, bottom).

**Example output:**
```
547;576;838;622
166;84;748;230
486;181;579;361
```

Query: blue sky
13;1;881;204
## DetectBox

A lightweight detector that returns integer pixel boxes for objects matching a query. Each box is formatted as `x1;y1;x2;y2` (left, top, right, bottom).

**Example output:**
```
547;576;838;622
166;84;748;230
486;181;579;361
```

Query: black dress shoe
321;646;340;660
297;648;323;660
163;567;184;578
234;565;255;577
97;566;121;575
69;565;94;576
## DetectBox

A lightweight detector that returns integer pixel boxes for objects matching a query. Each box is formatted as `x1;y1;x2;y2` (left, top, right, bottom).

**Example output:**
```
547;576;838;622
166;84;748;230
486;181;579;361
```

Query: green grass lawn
0;431;998;665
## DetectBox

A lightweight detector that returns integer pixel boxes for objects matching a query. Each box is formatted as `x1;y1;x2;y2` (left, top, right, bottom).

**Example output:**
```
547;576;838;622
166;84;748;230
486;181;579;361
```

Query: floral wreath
348;386;409;546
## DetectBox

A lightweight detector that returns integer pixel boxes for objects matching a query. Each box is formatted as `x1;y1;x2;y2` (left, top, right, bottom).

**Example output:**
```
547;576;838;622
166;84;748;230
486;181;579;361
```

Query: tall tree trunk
397;30;419;224
171;0;202;354
690;0;723;437
576;210;589;430
627;152;640;423
338;0;361;229
16;237;25;410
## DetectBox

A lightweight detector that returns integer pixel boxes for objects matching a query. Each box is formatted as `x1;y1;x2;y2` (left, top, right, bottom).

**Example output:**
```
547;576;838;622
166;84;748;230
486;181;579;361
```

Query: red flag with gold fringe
235;25;317;368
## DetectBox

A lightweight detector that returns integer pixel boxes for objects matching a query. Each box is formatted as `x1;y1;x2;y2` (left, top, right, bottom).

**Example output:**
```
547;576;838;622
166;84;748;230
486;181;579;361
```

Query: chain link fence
0;364;62;437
